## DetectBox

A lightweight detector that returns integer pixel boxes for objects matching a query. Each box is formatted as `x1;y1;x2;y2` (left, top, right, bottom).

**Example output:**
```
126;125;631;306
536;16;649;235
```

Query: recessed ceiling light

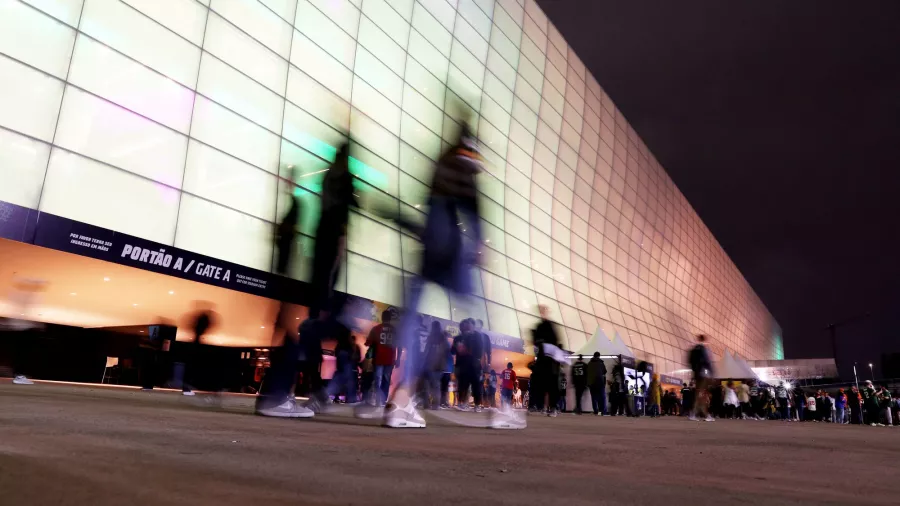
139;330;144;333
132;303;139;307
70;292;77;296
260;326;265;329
103;277;110;282
295;317;300;320
168;290;175;295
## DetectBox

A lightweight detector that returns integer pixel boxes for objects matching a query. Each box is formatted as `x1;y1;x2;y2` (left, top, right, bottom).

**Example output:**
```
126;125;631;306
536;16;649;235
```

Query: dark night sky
537;0;900;378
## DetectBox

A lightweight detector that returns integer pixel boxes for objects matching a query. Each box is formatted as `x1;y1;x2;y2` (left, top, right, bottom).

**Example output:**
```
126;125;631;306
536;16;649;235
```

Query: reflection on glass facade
0;0;781;373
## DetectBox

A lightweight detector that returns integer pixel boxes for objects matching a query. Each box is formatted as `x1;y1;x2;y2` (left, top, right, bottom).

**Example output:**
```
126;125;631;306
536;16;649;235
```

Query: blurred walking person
310;143;357;316
688;334;714;422
181;302;217;397
3;277;48;385
738;381;751;419
587;352;608;415
255;307;316;418
424;321;449;409
379;124;504;427
533;305;563;417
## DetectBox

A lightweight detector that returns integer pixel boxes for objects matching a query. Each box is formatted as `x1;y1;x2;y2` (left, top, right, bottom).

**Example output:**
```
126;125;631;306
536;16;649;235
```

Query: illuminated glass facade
0;0;781;372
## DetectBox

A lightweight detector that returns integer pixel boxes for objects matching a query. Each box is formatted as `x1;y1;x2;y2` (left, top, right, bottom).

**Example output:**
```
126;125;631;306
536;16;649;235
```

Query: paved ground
1;382;897;506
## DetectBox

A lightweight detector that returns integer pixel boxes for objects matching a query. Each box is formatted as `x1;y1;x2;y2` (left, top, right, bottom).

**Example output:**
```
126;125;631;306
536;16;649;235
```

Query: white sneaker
548;410;559;418
182;390;196;396
354;403;385;420
688;415;699;421
491;408;526;430
474;406;484;413
705;416;715;422
383;399;426;428
13;375;34;385
256;400;315;418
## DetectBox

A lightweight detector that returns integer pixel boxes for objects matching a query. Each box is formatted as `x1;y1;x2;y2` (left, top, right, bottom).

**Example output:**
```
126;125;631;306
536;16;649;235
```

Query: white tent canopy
714;350;756;379
576;327;618;357
731;353;759;380
611;332;635;358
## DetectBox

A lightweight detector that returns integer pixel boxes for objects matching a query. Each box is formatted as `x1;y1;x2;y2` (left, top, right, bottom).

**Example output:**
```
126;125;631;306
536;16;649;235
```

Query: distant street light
869;363;874;381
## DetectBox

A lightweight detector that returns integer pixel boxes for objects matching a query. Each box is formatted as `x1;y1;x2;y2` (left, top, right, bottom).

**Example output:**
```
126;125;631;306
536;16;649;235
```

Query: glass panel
67;36;195;134
0;0;76;78
190;95;281;173
174;193;274;270
0;55;64;142
80;0;200;88
182;140;278;221
54;87;188;188
0;128;50;209
41;149;180;244
196;53;285;133
347;252;404;306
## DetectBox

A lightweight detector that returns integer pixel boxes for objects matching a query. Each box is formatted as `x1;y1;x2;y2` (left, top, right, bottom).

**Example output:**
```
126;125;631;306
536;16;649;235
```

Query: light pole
868;363;874;381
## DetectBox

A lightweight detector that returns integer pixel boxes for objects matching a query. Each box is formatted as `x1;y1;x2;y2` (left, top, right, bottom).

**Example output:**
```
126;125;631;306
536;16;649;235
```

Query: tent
611;332;635;358
576;327;618;357
731;353;759;380
714;350;755;379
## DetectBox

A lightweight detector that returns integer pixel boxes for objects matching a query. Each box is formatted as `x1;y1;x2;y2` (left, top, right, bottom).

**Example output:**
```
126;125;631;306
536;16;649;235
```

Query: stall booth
564;327;646;414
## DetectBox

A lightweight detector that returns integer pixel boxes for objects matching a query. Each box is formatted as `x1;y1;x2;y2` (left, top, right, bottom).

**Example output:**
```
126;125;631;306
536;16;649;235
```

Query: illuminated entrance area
0;237;534;391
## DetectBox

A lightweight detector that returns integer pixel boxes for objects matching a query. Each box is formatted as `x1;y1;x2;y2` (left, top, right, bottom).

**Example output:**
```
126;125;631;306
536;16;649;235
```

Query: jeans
440;372;451;406
456;362;482;407
485;387;496;407
649;404;660;417
326;350;358;402
374;364;393;406
574;384;587;413
256;331;302;410
501;388;514;408
395;199;480;396
590;385;607;415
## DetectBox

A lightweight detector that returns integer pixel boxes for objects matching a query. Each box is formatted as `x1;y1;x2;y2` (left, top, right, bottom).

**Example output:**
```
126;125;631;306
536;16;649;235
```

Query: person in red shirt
501;362;517;409
366;310;398;406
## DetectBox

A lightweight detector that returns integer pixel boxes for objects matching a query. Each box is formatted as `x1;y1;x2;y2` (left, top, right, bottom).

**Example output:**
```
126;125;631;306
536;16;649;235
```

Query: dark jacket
532;319;560;360
452;330;483;367
688;344;711;376
587;358;607;387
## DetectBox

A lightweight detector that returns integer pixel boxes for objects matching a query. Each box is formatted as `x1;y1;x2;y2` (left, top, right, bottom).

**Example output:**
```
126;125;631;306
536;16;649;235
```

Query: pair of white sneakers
255;397;526;430
381;399;527;429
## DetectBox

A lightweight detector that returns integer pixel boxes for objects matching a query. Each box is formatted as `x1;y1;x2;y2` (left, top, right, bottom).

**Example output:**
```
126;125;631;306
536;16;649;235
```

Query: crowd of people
7;118;896;434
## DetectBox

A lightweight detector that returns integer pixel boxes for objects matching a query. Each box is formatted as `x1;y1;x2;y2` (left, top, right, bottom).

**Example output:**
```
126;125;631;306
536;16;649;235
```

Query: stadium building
0;0;782;384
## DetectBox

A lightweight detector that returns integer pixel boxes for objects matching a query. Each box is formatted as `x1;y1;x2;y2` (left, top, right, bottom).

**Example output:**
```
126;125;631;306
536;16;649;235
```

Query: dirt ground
1;382;897;506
